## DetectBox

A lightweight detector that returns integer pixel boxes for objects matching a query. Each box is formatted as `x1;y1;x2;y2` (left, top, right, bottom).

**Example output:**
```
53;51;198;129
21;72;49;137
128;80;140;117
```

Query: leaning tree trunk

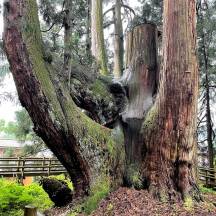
3;0;124;198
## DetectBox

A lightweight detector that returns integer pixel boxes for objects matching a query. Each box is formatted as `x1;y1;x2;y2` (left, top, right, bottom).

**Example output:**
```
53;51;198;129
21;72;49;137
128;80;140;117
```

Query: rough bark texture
3;0;124;198
91;0;108;75
140;0;199;200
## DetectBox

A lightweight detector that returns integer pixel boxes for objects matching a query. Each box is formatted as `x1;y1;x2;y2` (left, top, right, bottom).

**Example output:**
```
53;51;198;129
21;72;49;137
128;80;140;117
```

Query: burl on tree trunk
3;0;200;202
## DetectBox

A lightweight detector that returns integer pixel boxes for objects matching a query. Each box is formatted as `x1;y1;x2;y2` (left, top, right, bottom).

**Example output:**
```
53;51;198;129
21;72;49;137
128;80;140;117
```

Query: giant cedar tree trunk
140;0;199;200
121;0;200;200
4;0;200;202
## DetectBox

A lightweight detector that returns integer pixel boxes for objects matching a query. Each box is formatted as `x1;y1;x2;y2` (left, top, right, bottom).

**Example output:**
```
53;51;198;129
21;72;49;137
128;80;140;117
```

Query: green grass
82;179;110;214
199;184;216;194
67;178;110;215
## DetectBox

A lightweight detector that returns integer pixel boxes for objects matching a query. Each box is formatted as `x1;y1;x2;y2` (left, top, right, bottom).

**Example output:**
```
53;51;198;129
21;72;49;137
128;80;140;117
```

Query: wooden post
24;205;37;216
21;159;25;185
17;157;23;184
48;158;51;176
42;157;45;172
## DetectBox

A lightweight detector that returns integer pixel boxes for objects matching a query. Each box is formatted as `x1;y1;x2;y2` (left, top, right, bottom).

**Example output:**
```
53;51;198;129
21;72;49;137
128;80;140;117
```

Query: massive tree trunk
91;0;108;75
121;0;200;200
4;0;200;204
140;0;199;200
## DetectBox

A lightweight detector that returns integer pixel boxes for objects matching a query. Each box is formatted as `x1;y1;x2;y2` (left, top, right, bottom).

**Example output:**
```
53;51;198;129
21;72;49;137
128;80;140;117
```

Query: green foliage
126;164;143;190
0;119;5;131
0;178;53;216
197;0;216;155
14;110;32;141
3;121;18;139
136;0;163;25
0;108;46;156
82;179;110;214
3;147;14;157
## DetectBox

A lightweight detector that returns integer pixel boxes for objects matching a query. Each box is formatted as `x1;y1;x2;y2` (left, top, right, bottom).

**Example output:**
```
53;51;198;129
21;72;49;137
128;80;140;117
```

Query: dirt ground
92;187;216;216
45;187;216;216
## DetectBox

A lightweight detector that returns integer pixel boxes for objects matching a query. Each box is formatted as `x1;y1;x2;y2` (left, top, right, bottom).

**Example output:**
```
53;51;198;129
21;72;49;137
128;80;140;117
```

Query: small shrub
0;178;53;216
126;164;143;189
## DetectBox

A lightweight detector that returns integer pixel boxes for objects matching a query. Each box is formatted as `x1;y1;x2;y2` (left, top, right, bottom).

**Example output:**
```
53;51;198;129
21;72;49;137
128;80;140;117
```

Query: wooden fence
0;157;215;188
0;157;67;179
198;166;216;187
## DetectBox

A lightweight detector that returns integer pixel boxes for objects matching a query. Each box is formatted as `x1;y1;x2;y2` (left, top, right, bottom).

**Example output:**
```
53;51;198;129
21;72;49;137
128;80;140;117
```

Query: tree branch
121;4;135;16
103;7;114;17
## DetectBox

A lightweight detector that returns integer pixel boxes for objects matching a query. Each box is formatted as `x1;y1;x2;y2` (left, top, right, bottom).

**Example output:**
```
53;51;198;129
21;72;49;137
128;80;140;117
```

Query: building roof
0;139;25;148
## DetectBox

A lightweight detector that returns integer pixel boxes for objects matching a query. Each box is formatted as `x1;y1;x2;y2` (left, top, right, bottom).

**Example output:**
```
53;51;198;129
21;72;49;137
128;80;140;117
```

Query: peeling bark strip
140;0;199;199
3;0;124;197
121;24;158;165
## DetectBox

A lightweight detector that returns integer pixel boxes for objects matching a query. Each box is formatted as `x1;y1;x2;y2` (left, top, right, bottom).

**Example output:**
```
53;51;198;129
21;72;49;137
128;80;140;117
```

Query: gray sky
0;0;20;122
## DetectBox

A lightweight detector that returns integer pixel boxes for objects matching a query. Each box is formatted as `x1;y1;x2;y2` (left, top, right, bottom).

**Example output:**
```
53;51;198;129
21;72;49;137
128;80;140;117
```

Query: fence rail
198;166;216;187
0;157;67;178
0;157;215;187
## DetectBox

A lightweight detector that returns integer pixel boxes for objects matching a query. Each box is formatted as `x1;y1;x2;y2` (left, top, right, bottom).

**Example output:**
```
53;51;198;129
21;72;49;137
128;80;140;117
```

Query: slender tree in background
104;1;135;78
4;0;200;203
63;0;73;87
113;0;124;78
197;0;216;172
91;0;108;75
